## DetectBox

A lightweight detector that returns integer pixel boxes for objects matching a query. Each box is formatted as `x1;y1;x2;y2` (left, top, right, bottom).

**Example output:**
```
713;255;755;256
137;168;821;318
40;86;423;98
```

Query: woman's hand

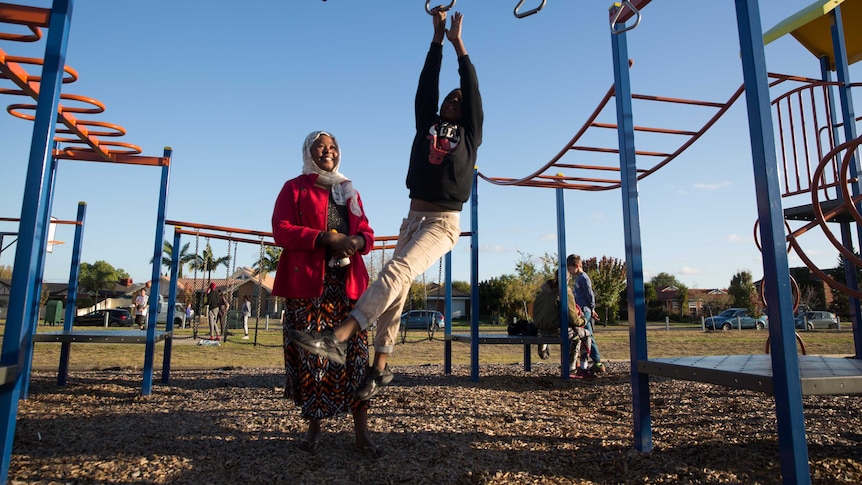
323;231;363;259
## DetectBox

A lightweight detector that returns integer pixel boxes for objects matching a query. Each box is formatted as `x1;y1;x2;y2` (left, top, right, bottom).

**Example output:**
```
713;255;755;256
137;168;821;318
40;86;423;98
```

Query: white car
155;302;187;327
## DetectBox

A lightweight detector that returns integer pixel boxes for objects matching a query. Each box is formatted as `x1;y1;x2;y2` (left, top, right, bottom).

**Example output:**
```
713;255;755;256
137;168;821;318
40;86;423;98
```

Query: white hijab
301;131;362;216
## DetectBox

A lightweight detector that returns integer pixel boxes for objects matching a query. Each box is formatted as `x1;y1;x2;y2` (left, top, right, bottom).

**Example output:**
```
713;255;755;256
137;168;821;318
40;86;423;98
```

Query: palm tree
188;242;230;285
251;245;282;316
151;240;196;278
79;261;124;309
252;246;282;278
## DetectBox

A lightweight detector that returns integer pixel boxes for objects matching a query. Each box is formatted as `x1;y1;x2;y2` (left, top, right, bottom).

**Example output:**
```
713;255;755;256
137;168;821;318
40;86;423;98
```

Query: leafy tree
497;274;523;320
643;282;656;303
826;253;862;320
619;278;649;321
590;256;627;324
152;240;196;278
478;277;507;320
728;269;757;314
790;267;826;311
79;261;127;308
189;242;230;285
40;284;50;308
650;272;682;290
537;252;561;282
507;251;544;319
646;272;689;319
252;246;282;278
452;280;471;294
0;264;12;278
675;285;689;320
406;281;429;312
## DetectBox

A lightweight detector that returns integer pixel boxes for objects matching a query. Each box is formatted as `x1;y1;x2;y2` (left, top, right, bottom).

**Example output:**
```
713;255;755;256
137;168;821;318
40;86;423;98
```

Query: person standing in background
241;295;251;339
206;282;220;340
568;254;605;374
134;288;148;330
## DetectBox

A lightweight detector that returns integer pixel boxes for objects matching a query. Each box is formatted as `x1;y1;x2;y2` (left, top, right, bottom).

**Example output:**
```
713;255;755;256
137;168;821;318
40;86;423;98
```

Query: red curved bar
0;24;39;42
478;80;746;192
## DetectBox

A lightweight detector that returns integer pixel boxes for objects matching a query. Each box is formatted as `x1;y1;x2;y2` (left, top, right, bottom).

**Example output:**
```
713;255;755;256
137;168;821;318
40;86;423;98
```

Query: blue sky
1;0;860;290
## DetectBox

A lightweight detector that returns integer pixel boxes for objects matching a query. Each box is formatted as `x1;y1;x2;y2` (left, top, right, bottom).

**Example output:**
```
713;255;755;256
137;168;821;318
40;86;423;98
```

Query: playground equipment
448;1;861;483
0;2;173;481
164;220;277;346
0;1;859;483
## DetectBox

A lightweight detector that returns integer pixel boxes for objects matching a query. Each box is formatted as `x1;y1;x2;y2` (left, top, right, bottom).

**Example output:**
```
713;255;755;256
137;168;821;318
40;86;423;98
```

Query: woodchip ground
8;361;862;484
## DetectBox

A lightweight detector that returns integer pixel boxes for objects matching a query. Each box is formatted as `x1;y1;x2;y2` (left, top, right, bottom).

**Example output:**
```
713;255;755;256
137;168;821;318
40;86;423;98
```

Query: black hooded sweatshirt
406;42;483;211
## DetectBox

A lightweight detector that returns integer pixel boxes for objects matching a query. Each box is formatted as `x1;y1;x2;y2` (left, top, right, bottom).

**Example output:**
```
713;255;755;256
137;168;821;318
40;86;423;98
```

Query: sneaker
242;335;249;340
538;344;550;360
571;368;597;380
356;365;394;401
591;362;606;374
289;329;347;365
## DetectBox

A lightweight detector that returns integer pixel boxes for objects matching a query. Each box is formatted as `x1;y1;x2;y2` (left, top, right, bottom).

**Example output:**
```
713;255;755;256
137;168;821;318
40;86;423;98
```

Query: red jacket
271;173;374;300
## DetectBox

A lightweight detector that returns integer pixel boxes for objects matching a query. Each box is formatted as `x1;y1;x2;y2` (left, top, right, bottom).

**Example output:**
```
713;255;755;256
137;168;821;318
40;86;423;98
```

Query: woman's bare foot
299;420;322;452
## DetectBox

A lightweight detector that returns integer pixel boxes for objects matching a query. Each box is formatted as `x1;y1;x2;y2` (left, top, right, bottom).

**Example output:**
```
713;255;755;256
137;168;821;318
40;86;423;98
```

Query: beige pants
208;307;220;336
350;210;461;354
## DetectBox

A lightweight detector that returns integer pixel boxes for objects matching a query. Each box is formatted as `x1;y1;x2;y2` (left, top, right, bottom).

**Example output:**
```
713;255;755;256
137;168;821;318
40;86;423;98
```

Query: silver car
794;311;839;330
399;310;445;331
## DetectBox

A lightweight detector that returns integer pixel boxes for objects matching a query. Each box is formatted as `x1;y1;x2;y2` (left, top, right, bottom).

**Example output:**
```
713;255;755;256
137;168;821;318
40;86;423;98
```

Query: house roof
121;267;274;296
176;267;274;293
424;282;471;299
688;288;728;297
657;286;727;300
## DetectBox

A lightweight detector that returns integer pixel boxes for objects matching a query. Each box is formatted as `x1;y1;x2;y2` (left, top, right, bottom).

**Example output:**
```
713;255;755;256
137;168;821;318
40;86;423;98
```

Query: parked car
74;309;133;327
704;308;767;330
400;310;445;331
794;310;838;330
155;302;188;327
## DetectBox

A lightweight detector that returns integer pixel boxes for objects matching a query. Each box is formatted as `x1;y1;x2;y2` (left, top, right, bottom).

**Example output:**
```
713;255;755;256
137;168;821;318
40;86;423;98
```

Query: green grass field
2;320;855;371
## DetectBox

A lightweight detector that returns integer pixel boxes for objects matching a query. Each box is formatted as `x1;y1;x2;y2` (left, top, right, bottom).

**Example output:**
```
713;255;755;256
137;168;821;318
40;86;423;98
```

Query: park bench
446;333;571;372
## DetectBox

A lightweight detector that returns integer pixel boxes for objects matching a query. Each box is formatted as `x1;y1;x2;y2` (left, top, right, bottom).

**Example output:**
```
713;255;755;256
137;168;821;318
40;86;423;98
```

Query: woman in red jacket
271;131;378;457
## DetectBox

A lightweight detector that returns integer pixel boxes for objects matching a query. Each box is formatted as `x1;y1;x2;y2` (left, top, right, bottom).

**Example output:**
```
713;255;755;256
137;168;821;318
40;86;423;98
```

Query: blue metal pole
162;224;181;384
610;15;651;453
444;251;452;374
470;169;480;382
0;1;75;481
142;149;172;395
735;1;810;482
819;56;860;339
820;54;861;346
58;201;86;386
829;6;862;358
555;187;571;379
21;152;60;400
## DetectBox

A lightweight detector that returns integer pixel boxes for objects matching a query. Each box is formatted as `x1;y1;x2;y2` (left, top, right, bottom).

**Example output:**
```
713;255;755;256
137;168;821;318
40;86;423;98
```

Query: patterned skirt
282;267;369;420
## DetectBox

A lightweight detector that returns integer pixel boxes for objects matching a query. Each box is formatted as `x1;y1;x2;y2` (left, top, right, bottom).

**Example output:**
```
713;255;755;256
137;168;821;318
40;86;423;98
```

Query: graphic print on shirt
427;122;460;165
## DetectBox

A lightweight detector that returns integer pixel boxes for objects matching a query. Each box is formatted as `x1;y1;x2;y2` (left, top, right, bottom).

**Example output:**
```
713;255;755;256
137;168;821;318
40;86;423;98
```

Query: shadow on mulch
9;365;862;484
